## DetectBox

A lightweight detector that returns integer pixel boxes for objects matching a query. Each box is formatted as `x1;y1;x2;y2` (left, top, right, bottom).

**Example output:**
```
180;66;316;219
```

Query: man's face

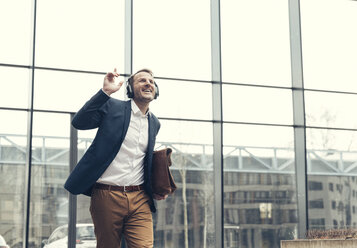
132;71;156;103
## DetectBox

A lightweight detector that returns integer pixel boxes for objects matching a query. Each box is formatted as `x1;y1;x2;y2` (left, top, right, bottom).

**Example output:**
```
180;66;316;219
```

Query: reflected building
308;176;357;230
1;137;356;247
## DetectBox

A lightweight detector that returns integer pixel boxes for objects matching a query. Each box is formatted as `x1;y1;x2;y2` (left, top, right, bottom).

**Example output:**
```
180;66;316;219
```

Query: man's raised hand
102;68;124;96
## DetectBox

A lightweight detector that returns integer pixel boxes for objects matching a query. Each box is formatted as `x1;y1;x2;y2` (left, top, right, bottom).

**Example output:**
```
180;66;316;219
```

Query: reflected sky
305;91;357;129
35;0;125;72
223;85;293;125
0;0;357;151
301;0;357;92
221;0;291;86
0;0;32;65
133;0;211;80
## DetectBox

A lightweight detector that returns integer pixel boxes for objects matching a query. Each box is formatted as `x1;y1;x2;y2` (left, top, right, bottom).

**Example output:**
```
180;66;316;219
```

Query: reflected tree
173;153;189;248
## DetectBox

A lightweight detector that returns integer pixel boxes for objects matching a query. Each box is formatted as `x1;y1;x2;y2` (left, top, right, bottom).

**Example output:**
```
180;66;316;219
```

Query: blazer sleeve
71;89;111;130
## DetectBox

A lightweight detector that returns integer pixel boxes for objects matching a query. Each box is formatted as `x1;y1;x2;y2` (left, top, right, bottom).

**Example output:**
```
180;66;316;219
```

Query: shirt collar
131;100;150;117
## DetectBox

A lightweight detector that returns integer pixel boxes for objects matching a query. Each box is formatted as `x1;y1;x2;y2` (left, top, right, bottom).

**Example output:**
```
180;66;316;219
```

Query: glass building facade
0;0;357;247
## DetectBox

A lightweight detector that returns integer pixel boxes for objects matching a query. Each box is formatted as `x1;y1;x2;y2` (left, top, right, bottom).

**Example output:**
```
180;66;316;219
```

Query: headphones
126;77;159;99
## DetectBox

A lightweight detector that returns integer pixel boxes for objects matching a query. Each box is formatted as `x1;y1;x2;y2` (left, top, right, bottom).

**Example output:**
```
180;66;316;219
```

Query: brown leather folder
151;148;177;196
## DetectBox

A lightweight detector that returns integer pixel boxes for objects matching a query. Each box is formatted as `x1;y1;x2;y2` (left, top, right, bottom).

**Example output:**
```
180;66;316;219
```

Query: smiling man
64;68;166;248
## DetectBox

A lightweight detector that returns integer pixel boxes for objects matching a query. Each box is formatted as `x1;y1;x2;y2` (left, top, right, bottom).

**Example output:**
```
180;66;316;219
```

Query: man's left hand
153;194;168;200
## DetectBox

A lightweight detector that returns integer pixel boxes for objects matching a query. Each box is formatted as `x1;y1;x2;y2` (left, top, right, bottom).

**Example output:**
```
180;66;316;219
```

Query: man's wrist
101;88;112;96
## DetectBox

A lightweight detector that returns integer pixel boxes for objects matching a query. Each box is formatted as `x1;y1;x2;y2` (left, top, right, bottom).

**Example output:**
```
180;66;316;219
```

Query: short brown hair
128;68;153;85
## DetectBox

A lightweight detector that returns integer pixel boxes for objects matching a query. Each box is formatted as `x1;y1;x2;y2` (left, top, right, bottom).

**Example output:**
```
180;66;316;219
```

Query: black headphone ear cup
154;82;159;99
126;81;134;98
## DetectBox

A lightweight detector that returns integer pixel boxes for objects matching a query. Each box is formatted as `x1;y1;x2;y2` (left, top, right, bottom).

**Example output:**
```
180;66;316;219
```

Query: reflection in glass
150;80;212;120
0;110;27;248
300;0;357;92
77;130;96;239
221;0;291;86
29;112;70;246
44;224;95;246
36;0;125;72
77;120;215;247
0;0;32;65
133;0;211;80
305;91;357;129
34;69;125;112
155;120;215;247
223;85;293;125
223;124;297;247
307;129;357;230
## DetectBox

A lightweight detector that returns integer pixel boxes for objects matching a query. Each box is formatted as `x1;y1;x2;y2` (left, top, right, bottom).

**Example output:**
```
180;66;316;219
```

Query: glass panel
0;110;27;248
36;0;125;72
155;120;215;247
307;129;357;230
77;129;96;245
75;120;215;247
223;124;297;247
0;0;32;64
133;0;211;81
0;67;29;108
223;85;293;125
301;0;357;92
29;112;70;247
34;69;125;112
76;195;95;243
221;0;291;86
78;129;97;161
150;80;212;120
305;91;357;129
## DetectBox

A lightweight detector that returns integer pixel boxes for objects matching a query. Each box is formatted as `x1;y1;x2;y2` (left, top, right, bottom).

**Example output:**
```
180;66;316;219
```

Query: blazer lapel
148;114;156;153
120;101;132;144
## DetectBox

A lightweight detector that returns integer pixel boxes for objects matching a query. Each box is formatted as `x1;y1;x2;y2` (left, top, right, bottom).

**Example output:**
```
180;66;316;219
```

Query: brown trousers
90;187;153;248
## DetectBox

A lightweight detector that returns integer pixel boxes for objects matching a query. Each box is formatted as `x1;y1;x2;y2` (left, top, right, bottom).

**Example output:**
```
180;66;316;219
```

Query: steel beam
23;0;37;247
288;0;308;238
68;114;78;248
211;0;224;247
124;0;133;101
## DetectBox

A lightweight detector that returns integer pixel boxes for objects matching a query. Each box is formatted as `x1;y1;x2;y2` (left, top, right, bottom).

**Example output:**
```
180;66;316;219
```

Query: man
64;68;167;247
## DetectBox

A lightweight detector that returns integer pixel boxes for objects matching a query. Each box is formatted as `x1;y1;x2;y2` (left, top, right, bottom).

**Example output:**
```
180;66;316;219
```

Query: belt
95;183;144;192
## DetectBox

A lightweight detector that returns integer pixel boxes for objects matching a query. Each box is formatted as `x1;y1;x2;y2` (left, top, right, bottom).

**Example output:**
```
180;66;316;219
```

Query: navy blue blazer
64;89;160;212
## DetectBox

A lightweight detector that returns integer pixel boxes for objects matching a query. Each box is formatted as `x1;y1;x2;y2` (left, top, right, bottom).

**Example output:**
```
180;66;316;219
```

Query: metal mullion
305;126;357;132
211;0;223;247
68;114;78;248
35;66;109;76
117;2;133;248
222;81;293;90
288;0;308;238
0;63;31;69
1;61;357;96
125;0;133;100
305;88;357;96
153;76;212;84
5;105;357;132
157;117;214;123
223;121;294;128
0;107;30;112
32;109;75;115
23;0;37;247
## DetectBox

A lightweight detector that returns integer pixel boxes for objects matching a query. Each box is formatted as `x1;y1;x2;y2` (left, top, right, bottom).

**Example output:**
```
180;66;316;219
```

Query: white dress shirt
97;99;149;186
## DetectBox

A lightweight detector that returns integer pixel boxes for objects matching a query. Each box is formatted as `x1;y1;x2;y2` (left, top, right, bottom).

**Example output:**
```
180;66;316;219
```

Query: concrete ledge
281;239;357;248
